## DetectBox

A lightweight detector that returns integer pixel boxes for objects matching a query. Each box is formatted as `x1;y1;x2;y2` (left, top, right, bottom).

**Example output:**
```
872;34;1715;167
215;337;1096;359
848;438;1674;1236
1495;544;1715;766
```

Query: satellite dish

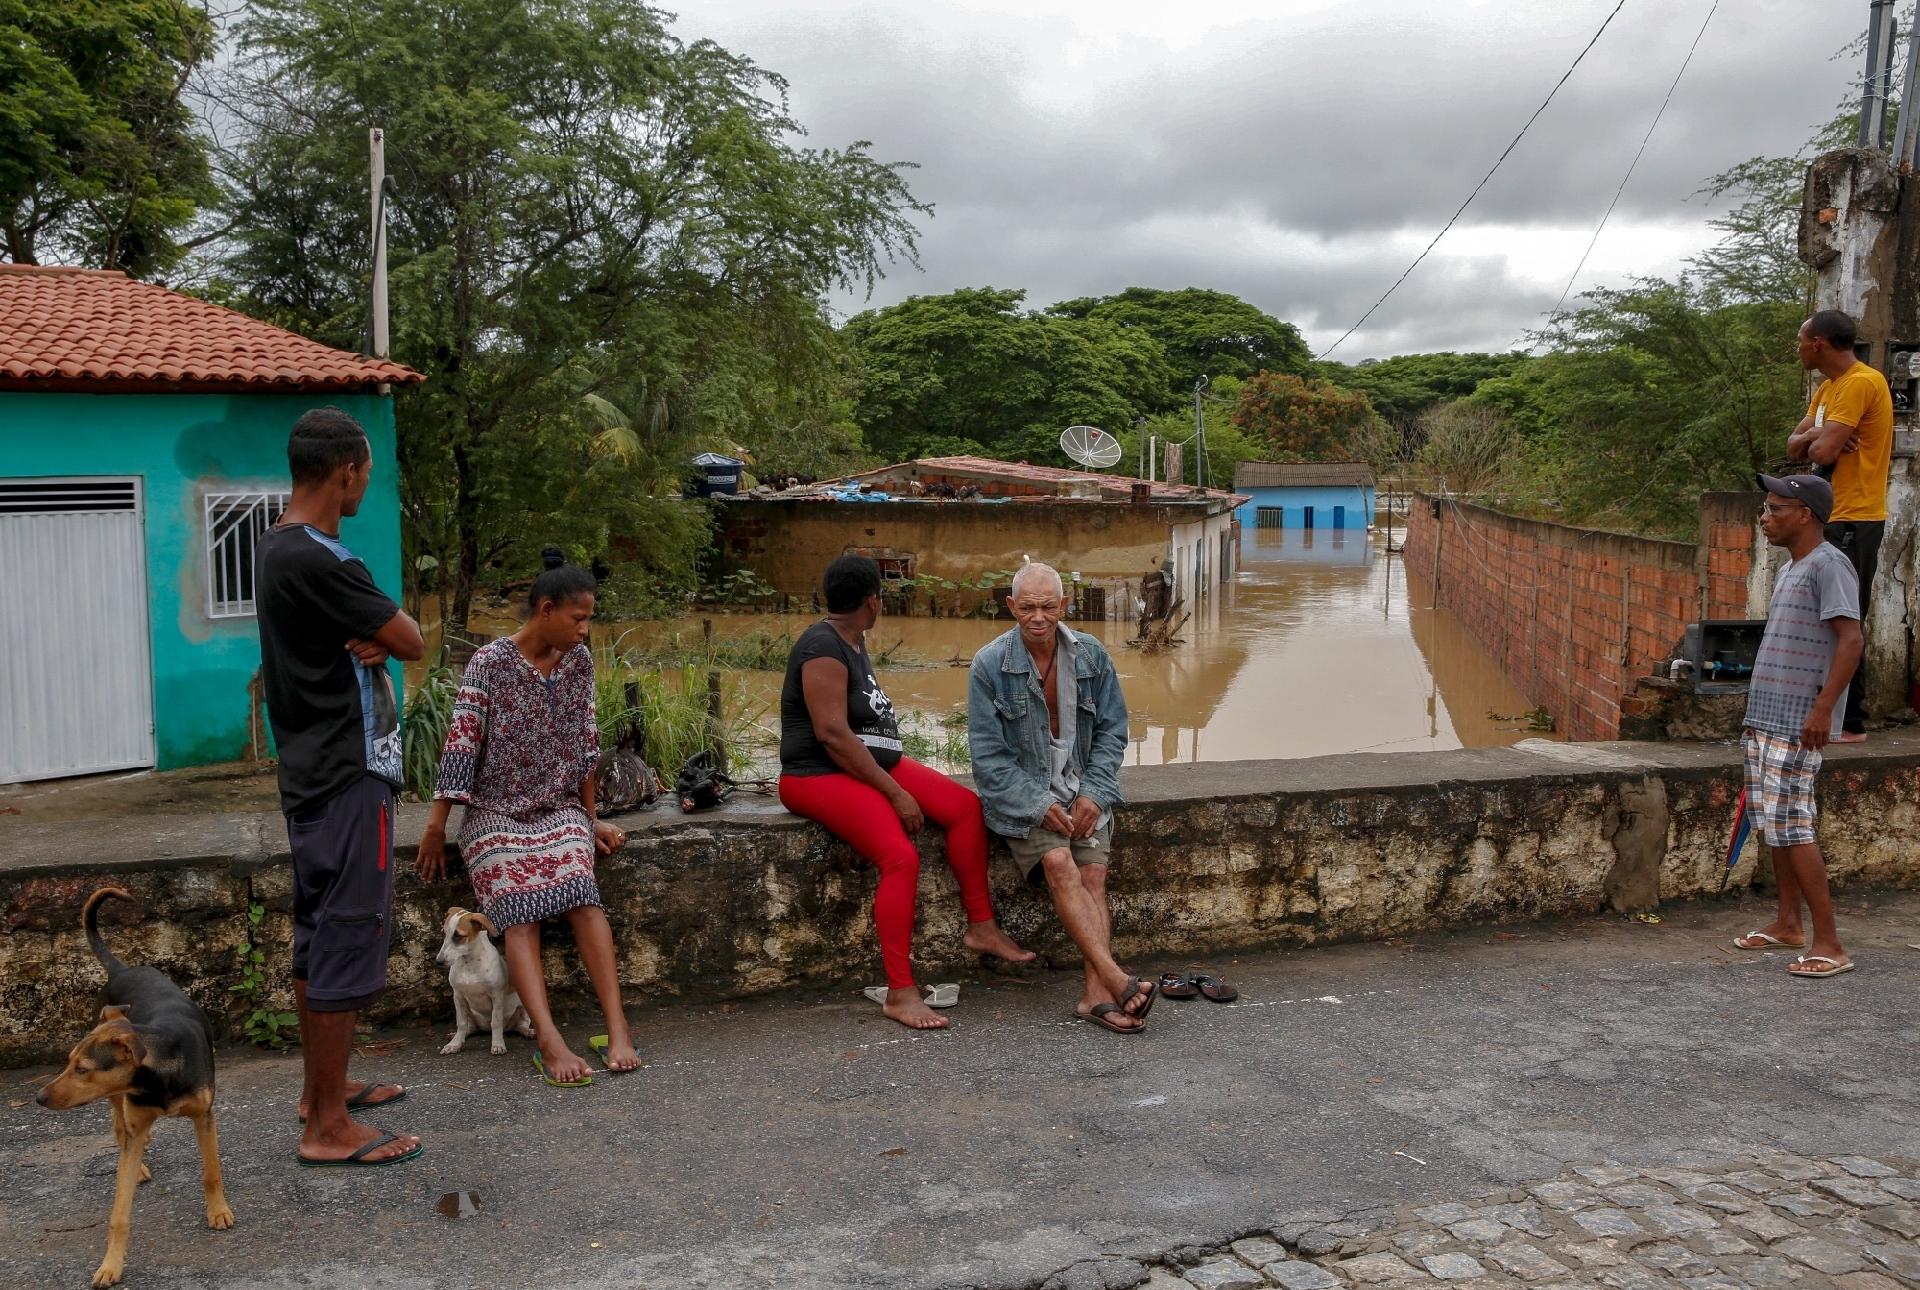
1061;424;1122;469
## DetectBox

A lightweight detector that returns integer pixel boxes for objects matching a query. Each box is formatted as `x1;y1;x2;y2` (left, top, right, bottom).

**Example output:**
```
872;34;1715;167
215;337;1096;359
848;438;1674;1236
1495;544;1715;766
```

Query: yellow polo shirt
1806;362;1893;521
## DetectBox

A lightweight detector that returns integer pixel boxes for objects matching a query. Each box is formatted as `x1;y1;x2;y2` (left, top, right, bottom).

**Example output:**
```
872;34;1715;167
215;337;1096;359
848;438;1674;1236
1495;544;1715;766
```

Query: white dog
436;908;535;1055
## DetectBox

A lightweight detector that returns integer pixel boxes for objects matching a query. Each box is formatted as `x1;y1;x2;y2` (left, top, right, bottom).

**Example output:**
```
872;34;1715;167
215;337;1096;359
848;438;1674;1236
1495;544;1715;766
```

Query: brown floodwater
460;528;1547;774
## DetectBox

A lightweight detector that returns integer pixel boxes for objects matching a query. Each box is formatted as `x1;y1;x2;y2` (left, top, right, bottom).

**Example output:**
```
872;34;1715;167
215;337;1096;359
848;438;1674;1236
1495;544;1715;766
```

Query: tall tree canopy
1316;351;1529;430
0;0;215;274
843;287;1173;465
210;0;927;625
1048;286;1309;406
1230;371;1381;461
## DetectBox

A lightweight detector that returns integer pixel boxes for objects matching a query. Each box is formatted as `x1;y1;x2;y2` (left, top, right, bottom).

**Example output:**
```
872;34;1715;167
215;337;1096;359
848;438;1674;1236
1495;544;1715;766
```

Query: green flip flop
587;1034;640;1073
531;1051;592;1088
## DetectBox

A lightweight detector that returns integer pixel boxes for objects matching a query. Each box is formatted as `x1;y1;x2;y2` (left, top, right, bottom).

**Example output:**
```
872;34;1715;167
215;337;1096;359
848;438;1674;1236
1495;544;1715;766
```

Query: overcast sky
681;0;1864;361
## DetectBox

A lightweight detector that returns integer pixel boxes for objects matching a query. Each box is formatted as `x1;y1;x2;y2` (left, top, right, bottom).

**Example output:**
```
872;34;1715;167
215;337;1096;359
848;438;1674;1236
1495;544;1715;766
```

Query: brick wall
1403;492;1760;742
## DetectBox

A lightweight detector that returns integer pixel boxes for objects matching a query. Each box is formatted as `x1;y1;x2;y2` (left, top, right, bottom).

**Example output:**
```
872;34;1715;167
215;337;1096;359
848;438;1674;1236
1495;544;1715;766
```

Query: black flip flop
1158;972;1200;1000
1119;976;1158;1020
1192;973;1239;1003
296;1080;405;1122
295;1131;423;1168
1077;1003;1143;1035
345;1081;406;1111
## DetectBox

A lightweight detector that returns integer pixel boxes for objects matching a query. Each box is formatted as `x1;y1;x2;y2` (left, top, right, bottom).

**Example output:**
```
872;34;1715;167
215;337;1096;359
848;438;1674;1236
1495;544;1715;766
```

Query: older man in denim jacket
968;563;1155;1033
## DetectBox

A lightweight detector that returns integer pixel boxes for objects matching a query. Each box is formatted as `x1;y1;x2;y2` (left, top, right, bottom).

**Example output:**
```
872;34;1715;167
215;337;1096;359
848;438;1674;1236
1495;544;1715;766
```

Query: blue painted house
0;263;423;783
1233;461;1376;531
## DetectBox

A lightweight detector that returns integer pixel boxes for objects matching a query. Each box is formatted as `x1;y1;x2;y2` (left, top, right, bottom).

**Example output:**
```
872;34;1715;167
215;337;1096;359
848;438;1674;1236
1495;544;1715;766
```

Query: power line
1529;0;1719;346
1317;0;1630;360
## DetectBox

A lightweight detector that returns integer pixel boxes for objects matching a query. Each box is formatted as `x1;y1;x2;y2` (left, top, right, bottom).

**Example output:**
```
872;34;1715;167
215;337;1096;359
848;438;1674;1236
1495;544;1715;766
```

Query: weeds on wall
595;651;774;777
898;708;970;770
402;663;459;801
230;901;298;1049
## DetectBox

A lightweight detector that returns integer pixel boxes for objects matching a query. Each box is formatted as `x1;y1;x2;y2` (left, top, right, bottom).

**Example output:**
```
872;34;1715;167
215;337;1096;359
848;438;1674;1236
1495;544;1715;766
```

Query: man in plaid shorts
1732;474;1863;978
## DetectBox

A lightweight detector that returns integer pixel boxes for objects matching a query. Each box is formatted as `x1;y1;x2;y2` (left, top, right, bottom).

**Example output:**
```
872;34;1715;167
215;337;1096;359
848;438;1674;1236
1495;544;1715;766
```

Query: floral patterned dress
434;637;602;928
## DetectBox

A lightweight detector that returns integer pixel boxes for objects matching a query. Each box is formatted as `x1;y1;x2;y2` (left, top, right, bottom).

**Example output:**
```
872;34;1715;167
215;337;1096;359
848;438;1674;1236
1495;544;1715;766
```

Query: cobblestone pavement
1103;1151;1920;1290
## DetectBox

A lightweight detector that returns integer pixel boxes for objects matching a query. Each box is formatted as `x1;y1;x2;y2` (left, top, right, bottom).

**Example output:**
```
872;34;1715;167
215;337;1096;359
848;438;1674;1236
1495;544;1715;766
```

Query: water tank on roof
689;452;746;498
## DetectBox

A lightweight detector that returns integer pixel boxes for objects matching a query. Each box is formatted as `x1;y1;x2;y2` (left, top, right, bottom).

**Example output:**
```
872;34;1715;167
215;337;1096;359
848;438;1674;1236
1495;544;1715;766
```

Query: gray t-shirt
1744;542;1860;739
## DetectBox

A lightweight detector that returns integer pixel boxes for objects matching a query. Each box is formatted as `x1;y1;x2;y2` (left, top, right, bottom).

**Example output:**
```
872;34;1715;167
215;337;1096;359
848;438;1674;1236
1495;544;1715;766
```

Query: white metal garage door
0;478;156;783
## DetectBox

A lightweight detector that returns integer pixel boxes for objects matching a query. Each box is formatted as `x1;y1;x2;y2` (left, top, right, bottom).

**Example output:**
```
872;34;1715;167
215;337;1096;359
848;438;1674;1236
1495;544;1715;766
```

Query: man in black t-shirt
256;407;426;1168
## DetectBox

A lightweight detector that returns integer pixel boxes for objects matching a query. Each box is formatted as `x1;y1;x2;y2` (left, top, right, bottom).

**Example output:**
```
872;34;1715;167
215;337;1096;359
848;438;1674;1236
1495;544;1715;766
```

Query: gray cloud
685;0;1865;358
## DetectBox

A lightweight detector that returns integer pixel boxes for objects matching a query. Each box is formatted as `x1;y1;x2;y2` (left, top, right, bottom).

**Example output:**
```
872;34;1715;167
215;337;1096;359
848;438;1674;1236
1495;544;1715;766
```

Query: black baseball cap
1755;473;1833;524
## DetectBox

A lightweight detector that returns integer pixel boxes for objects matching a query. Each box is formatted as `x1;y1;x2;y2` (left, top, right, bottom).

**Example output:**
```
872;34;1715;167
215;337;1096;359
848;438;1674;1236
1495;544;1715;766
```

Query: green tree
211;0;926;628
843;287;1174;463
0;0;216;274
1472;282;1803;536
1048;286;1309;407
1230;371;1382;461
1315;350;1529;452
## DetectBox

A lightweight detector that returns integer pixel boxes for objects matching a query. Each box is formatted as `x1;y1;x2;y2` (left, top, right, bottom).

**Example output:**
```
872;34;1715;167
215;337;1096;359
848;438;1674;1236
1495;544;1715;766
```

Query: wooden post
706;671;725;766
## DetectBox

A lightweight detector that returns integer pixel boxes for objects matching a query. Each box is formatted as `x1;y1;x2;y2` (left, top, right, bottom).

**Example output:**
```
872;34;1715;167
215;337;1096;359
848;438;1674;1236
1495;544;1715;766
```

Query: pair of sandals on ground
1079;970;1239;1034
1731;929;1854;978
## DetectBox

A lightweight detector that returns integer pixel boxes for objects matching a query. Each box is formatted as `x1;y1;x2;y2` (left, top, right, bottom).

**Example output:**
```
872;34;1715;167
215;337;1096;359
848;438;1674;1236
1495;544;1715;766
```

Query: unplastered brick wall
1403;493;1758;742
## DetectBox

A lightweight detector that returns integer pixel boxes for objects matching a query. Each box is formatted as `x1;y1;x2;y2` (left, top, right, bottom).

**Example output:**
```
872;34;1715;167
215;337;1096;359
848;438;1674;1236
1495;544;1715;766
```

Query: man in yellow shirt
1786;309;1892;740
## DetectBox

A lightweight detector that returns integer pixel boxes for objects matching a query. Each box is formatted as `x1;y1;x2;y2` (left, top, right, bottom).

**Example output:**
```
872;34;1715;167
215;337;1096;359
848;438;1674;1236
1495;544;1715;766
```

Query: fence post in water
705;671;725;766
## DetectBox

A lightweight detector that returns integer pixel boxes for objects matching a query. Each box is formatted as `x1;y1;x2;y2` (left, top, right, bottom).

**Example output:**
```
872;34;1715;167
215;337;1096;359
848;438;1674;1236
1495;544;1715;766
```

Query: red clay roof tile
0;263;424;391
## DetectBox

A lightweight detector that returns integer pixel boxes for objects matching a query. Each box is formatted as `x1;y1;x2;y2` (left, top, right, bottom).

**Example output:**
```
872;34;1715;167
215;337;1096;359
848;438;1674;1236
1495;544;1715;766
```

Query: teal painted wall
1;391;405;771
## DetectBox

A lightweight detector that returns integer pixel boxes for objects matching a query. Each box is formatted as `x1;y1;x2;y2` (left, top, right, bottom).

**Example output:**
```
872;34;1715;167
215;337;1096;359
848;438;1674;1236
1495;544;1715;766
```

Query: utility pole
1892;17;1920;170
369;128;389;359
1193;374;1209;489
1860;0;1897;150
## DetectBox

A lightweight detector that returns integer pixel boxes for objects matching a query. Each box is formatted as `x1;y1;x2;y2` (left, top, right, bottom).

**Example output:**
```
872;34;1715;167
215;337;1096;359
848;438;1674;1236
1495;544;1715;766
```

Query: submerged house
0;263;423;783
716;455;1246;617
1234;461;1376;531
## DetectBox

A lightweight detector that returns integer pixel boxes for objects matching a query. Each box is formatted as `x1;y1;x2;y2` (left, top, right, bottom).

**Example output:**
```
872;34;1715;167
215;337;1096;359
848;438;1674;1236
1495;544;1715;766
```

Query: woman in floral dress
415;552;639;1085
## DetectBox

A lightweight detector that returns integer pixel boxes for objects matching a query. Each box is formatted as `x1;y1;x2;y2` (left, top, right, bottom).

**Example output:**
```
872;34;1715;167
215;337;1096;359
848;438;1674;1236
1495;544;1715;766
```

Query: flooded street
576;528;1546;774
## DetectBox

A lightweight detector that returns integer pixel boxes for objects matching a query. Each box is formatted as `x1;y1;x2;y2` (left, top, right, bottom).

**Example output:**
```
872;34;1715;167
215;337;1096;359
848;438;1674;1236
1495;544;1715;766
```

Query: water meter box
1685;619;1766;694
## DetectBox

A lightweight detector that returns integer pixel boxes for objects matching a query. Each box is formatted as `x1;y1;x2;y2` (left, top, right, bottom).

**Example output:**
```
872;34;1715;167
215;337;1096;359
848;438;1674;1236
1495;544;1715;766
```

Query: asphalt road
4;890;1916;1289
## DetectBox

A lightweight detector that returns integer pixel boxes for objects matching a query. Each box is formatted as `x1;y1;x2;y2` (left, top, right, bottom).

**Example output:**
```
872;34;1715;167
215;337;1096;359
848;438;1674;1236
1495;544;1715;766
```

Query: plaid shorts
1742;727;1822;847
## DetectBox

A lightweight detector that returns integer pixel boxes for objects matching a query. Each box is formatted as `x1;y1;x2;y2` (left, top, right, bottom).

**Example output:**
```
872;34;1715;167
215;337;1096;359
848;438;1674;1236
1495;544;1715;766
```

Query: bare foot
298;1079;403;1122
963;919;1036;964
538;1035;593;1084
297;1118;420;1164
1834;730;1868;743
882;987;951;1030
602;1023;641;1072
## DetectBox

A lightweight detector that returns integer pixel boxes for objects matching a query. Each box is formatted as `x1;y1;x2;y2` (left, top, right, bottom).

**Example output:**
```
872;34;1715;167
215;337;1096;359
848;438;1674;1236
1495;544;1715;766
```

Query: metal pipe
1861;0;1897;150
369;128;389;359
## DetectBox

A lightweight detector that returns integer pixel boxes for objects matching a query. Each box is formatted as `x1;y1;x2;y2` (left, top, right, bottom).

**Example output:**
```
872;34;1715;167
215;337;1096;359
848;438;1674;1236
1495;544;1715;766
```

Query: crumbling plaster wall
1802;147;1920;717
5;740;1918;1068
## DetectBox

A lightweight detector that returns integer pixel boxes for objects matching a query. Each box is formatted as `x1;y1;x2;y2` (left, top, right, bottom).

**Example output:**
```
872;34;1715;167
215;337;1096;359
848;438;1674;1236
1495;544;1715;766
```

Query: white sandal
1790;955;1855;978
1733;931;1805;950
862;983;961;1008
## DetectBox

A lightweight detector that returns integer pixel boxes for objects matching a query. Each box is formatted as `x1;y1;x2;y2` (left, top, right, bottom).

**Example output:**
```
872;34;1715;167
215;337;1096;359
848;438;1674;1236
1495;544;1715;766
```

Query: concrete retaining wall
5;735;1919;1068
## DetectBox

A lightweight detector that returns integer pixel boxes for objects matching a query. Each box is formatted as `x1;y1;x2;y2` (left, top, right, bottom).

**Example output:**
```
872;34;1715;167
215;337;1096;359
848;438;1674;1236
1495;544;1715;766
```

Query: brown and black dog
37;886;234;1287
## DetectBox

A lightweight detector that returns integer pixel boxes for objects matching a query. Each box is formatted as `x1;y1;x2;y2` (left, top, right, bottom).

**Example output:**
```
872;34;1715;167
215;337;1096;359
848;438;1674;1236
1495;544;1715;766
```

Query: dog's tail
83;886;134;976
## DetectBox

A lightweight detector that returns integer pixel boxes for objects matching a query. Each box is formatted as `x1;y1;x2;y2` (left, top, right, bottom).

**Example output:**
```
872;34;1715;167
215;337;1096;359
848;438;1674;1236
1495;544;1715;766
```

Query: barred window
205;491;289;618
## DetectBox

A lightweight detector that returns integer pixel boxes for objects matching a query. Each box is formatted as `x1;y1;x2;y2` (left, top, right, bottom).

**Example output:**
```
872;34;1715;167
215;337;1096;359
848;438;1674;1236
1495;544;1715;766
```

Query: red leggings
778;757;995;989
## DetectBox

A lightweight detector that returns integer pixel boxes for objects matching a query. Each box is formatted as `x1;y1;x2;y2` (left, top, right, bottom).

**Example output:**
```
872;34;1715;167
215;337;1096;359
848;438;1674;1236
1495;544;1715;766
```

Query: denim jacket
966;625;1128;838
